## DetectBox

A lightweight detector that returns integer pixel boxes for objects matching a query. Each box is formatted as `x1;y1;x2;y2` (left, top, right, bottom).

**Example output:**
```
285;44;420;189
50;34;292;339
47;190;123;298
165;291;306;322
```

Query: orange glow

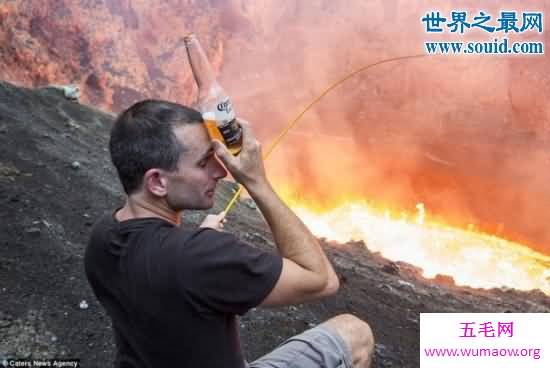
280;190;550;295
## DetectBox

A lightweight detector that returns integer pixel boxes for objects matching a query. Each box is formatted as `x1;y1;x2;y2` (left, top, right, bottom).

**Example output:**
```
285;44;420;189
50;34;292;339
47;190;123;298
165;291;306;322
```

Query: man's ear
143;169;168;197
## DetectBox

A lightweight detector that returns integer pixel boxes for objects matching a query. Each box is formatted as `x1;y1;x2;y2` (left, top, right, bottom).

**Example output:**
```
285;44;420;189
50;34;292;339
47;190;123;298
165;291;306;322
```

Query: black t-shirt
84;211;283;368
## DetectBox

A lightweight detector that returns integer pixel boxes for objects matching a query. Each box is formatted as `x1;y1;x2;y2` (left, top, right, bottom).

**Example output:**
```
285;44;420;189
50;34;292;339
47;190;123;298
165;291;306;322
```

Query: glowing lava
283;196;550;295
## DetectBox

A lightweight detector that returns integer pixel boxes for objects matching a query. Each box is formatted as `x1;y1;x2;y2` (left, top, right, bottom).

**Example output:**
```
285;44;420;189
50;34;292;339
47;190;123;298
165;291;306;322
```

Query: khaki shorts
246;325;353;368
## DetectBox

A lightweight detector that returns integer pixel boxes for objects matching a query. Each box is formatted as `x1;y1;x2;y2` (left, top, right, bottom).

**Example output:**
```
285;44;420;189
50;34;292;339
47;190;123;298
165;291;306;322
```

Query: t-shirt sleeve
175;228;282;315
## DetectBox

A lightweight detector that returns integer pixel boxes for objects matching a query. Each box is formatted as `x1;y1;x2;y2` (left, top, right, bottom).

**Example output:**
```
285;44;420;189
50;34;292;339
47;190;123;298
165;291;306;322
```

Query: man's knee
321;313;374;364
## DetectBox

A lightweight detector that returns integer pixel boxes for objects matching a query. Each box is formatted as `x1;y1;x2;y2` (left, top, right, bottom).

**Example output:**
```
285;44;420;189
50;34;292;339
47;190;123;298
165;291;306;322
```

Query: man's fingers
212;139;226;155
237;119;261;153
199;212;227;231
237;119;252;145
218;211;227;228
212;140;232;164
236;118;250;128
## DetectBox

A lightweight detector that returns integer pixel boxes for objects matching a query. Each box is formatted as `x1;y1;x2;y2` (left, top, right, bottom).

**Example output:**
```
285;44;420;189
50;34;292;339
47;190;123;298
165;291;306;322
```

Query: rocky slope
1;81;549;367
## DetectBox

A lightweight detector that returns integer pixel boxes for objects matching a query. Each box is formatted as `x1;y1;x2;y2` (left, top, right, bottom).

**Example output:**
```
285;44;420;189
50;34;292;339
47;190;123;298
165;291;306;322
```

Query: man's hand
199;211;227;231
212;119;267;190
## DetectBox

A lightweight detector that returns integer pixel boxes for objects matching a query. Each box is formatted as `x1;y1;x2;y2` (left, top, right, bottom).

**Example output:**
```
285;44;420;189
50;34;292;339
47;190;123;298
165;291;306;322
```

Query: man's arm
213;121;339;307
246;180;339;306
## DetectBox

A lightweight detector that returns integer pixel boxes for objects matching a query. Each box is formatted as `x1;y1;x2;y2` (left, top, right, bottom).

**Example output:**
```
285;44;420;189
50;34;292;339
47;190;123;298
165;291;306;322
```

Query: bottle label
219;118;242;146
209;96;241;146
213;96;235;125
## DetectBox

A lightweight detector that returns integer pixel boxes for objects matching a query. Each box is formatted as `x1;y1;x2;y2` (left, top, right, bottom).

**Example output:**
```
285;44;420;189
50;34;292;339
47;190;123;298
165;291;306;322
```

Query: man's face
163;123;227;210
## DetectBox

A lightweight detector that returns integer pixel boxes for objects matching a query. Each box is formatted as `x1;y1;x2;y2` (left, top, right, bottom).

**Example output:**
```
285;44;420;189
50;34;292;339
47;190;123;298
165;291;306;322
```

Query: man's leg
248;313;374;368
320;314;374;368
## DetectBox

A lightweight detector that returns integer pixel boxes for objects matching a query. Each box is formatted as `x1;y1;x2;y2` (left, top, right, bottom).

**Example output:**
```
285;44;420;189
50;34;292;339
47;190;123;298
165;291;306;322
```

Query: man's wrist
244;177;273;200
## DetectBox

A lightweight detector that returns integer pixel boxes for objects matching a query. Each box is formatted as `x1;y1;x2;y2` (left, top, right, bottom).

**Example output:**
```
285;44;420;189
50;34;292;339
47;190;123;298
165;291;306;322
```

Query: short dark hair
109;99;202;194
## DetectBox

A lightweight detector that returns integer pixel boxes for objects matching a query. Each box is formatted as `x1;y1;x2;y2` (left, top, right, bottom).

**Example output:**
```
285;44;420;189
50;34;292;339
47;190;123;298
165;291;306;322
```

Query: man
85;100;374;367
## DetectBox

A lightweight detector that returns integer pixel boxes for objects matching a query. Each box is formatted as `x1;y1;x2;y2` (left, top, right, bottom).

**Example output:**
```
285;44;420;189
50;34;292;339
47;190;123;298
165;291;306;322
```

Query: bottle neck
185;37;216;90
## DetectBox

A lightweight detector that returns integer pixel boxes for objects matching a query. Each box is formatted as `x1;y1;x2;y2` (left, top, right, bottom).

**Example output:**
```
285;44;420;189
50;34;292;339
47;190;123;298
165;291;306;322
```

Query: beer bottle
184;34;242;155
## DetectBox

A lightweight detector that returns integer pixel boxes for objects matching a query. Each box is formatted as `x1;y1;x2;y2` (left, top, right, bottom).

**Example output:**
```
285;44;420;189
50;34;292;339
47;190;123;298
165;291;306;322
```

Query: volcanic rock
0;0;230;111
432;274;456;287
381;261;400;275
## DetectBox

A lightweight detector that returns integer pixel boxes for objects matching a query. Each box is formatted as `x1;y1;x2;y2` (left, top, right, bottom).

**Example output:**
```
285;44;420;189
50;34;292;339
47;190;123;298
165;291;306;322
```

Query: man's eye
198;153;215;168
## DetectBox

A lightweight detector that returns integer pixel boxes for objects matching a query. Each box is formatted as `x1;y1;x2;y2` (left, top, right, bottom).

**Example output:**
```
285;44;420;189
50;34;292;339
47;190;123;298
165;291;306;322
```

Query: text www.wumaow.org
424;346;542;360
